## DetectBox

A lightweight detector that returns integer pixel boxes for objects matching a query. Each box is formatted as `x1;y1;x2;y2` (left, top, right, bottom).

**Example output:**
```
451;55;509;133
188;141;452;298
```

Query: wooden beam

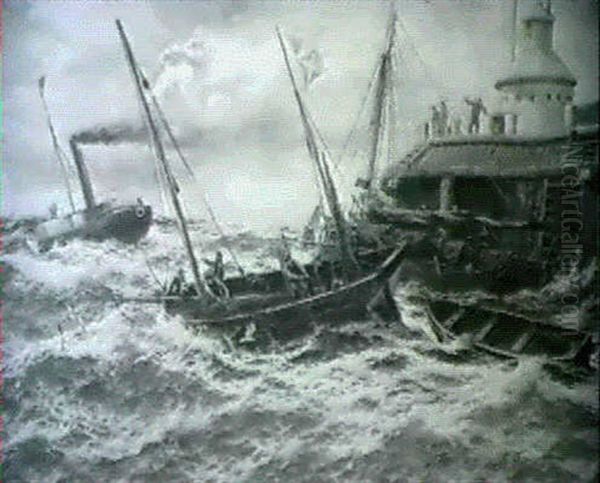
510;329;535;353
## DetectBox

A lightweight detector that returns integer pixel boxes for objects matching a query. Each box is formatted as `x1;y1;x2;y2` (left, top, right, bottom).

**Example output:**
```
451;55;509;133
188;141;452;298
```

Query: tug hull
35;202;152;247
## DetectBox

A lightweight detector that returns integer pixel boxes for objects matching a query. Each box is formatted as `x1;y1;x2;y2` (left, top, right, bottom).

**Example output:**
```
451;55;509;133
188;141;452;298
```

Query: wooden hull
373;233;546;295
86;203;153;244
392;255;545;295
35;202;152;248
164;245;407;337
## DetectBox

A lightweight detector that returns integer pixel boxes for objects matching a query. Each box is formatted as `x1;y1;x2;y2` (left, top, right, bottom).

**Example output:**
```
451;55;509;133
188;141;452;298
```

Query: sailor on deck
278;233;310;298
167;268;186;296
203;251;229;299
49;203;58;219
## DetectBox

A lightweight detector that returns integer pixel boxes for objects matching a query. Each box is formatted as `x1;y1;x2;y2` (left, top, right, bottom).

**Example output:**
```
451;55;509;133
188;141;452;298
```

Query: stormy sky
3;0;598;231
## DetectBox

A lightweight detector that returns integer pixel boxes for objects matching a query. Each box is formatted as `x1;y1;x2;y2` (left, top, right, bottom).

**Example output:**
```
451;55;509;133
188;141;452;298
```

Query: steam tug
35;77;152;249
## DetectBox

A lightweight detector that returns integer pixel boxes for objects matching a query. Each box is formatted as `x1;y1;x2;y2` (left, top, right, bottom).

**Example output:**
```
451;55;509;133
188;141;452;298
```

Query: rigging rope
38;77;78;213
139;69;246;282
336;60;383;168
203;194;246;278
140;244;167;292
148;90;196;180
337;8;398;177
133;71;172;217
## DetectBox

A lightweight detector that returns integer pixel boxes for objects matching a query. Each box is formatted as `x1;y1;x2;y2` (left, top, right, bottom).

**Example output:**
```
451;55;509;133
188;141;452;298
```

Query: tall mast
116;19;210;298
38;77;77;213
365;53;389;189
276;27;357;272
366;10;398;191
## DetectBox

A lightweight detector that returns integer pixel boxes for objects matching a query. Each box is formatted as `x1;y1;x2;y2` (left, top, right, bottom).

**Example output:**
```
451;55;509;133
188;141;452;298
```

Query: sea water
3;220;598;482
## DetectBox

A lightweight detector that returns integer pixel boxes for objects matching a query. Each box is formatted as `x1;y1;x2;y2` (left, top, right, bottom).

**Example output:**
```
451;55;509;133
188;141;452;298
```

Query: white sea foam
4;225;598;482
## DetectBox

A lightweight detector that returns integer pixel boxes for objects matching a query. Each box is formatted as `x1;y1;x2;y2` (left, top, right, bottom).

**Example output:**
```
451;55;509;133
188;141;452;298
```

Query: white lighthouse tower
495;0;577;137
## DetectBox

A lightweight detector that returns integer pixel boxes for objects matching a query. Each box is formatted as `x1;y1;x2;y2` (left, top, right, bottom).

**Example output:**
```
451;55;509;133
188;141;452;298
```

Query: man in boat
203;250;230;299
166;269;201;297
278;233;310;298
167;268;186;296
49;202;58;219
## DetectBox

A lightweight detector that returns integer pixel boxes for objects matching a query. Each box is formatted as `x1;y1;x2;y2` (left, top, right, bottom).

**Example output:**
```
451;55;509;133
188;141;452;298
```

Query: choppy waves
3;221;598;482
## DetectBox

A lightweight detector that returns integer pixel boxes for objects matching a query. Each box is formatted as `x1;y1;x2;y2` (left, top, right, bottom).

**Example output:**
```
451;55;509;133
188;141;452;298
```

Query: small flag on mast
286;34;325;89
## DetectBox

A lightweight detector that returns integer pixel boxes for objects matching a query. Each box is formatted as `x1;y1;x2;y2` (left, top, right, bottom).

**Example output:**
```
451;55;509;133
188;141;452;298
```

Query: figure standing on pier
439;101;449;136
465;97;487;134
451;116;463;135
430;105;441;137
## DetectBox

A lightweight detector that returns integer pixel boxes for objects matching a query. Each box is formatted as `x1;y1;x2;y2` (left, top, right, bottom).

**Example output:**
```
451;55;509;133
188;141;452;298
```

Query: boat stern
84;202;153;244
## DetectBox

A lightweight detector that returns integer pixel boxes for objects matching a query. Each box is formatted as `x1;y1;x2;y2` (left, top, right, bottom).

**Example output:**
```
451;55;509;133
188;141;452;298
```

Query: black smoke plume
71;123;147;146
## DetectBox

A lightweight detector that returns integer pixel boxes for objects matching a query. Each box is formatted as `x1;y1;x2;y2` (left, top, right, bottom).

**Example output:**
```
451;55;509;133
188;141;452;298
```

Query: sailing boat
296;11;403;256
34;76;152;249
116;20;406;335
